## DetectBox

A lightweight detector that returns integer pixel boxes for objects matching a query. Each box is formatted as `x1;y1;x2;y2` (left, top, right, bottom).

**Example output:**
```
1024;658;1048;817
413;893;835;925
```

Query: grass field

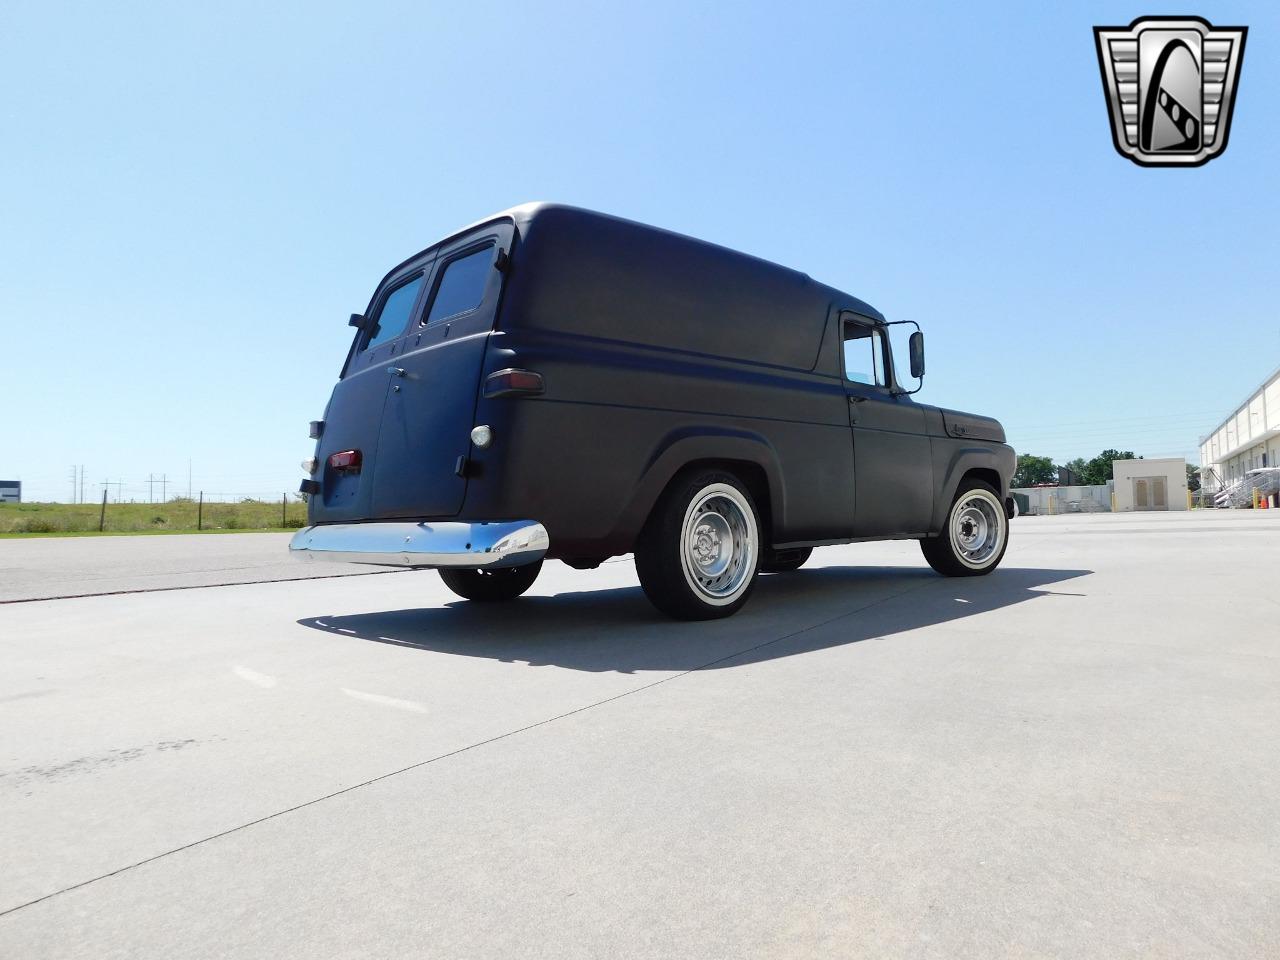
0;498;308;536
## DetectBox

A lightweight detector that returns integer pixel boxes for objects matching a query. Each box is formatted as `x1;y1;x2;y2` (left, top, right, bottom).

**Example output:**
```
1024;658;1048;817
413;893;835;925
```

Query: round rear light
470;425;493;449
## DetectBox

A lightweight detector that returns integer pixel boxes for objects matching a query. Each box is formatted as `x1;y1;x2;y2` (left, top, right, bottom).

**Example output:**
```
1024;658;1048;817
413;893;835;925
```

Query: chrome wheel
948;489;1005;569
678;483;757;605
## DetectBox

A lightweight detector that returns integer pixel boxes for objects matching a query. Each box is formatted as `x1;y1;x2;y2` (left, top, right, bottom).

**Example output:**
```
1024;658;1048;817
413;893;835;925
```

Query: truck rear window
364;275;425;351
424;247;492;325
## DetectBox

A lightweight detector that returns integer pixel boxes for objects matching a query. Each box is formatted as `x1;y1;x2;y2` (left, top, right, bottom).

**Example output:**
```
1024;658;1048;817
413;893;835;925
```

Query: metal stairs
1212;467;1280;508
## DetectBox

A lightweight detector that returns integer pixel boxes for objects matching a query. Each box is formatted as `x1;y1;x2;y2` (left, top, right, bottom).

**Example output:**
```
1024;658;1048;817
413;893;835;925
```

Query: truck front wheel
439;561;542;602
920;480;1009;577
635;470;762;620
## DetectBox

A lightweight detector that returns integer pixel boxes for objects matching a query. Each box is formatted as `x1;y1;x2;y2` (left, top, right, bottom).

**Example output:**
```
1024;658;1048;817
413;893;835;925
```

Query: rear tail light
328;449;362;473
484;368;544;398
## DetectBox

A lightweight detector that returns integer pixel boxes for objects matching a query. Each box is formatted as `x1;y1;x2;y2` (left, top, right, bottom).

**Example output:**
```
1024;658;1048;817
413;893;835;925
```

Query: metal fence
0;492;308;535
1012;483;1113;516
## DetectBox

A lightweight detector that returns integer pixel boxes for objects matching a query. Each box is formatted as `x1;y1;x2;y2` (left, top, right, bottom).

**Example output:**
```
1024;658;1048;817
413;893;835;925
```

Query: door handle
387;366;407;378
848;396;868;403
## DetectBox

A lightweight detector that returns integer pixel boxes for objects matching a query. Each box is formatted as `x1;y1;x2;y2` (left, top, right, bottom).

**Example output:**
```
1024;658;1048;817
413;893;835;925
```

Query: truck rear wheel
439;561;542;602
635;470;761;620
920;480;1009;577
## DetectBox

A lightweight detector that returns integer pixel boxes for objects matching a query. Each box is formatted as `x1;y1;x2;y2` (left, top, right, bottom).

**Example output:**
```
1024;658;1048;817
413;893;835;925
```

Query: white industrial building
1199;364;1280;493
1112;458;1188;512
0;480;20;503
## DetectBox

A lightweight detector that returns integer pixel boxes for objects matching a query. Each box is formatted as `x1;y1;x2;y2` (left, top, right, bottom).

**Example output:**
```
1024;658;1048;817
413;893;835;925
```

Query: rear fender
611;427;785;546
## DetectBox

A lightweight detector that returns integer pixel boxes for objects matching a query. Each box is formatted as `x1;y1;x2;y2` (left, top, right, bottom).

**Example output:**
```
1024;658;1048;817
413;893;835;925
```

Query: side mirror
908;331;925;379
348;313;368;329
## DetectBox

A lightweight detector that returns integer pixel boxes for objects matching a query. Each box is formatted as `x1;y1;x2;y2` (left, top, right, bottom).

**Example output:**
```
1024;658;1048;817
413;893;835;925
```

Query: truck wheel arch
933;449;1007;534
613;428;785;549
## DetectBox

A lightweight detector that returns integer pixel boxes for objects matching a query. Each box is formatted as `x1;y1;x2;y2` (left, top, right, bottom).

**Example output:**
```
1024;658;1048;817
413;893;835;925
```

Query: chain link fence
1012;483;1113;516
0;492;308;535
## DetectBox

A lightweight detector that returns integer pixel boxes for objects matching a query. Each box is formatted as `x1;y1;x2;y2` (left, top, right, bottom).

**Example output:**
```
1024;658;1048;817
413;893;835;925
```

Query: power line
1007;421;1221;438
1002;410;1220;430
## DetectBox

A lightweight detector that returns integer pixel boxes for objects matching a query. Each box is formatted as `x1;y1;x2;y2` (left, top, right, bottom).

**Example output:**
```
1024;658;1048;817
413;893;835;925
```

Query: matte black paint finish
306;204;1015;561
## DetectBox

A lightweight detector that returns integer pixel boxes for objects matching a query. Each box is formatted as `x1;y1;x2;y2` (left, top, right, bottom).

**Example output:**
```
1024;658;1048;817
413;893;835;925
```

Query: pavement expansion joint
0;569;412;605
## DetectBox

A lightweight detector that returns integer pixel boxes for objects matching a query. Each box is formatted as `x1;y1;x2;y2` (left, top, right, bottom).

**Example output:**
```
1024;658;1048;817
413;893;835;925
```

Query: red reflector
484;368;544;398
328;449;362;472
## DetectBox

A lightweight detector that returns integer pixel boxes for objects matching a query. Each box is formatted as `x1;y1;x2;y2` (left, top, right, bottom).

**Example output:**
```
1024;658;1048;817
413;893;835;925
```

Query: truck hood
939;408;1007;443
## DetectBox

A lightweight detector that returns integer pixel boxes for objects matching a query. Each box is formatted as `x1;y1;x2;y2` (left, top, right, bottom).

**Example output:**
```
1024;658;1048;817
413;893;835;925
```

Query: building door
1132;476;1168;511
1152;476;1168;509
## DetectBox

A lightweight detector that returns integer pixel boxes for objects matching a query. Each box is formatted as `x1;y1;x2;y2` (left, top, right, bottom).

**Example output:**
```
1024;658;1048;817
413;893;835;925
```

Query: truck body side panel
463;328;854;557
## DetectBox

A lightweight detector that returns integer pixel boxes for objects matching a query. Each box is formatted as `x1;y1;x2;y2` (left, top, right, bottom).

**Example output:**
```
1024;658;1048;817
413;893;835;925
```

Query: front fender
932;442;1016;533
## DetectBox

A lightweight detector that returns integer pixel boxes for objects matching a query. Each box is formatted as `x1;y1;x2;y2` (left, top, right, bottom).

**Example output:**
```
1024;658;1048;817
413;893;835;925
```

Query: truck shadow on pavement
297;565;1091;674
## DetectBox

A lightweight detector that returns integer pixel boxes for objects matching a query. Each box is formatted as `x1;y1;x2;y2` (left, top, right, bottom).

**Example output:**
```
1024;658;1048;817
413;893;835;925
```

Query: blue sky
2;1;1276;502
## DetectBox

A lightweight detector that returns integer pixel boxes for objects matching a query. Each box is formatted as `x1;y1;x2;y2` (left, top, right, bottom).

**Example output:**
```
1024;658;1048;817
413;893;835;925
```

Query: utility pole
80;465;86;506
159;474;168;502
69;465;77;503
148;473;154;503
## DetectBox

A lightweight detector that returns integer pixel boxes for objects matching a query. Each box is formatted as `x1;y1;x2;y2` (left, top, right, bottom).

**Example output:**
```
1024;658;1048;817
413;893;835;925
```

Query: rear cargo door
371;222;513;518
314;265;433;522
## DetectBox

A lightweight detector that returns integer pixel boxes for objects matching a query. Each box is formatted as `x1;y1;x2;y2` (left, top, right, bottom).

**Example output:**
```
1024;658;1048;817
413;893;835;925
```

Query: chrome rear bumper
289;520;549;569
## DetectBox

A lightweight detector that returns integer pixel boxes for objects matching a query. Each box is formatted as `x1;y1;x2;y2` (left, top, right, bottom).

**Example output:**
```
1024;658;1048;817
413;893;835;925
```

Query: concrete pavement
1;512;1277;957
0;532;400;602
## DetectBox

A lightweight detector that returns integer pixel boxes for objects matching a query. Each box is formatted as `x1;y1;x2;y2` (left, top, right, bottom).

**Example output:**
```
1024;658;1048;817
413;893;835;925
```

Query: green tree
1080;449;1139;485
1013;454;1057;488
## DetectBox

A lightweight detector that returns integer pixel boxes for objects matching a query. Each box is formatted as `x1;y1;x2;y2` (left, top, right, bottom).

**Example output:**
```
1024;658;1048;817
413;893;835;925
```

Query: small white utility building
1112;458;1188;512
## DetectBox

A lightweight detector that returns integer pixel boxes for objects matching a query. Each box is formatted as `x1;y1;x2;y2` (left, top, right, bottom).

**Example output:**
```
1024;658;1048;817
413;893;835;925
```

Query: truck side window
363;275;425;351
843;322;886;387
423;246;493;325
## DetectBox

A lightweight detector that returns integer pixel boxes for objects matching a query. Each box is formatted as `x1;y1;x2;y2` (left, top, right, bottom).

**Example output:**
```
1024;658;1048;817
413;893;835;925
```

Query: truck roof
388;203;885;372
501;201;884;320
